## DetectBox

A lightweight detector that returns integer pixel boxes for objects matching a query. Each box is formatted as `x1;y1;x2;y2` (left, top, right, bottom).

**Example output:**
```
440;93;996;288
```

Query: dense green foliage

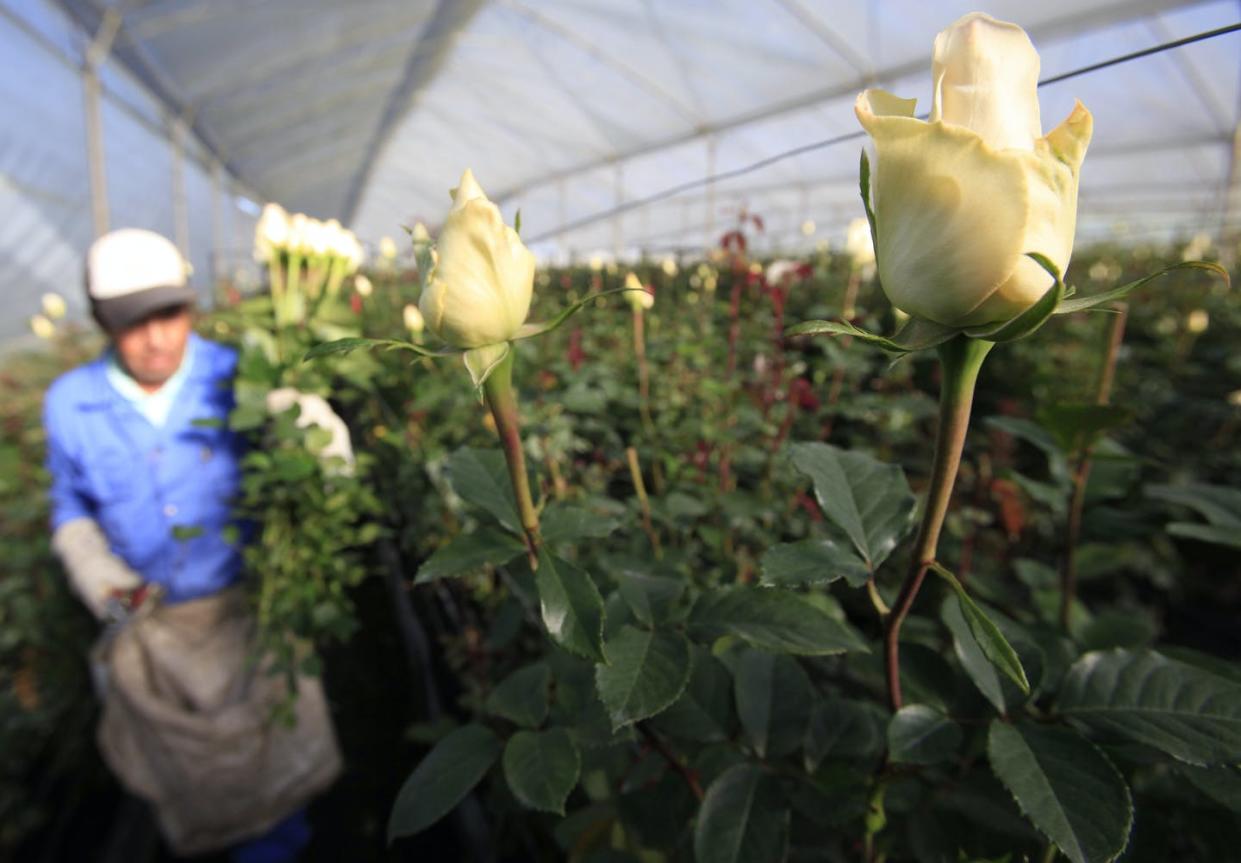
2;231;1239;861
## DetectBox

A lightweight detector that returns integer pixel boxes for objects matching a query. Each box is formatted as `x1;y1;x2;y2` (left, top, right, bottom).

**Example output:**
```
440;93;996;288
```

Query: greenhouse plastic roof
2;0;1240;339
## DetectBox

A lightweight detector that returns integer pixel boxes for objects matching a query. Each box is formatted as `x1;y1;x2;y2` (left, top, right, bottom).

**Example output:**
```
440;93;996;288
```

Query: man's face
113;305;192;390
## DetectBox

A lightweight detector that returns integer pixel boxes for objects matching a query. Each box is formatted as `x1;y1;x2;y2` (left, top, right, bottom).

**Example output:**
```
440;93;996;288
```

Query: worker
43;228;340;861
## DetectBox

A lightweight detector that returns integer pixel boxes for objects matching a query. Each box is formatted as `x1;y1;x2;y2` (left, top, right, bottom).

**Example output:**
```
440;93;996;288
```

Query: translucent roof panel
2;0;1240;342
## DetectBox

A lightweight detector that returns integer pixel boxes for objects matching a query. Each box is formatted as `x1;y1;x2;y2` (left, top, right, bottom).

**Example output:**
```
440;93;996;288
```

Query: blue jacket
44;334;245;603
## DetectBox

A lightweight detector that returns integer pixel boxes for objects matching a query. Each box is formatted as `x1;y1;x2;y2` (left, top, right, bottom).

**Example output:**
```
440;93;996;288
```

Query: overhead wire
525;21;1241;245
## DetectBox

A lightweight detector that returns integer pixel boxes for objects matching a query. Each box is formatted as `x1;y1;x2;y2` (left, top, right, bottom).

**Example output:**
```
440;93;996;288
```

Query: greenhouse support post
82;10;122;239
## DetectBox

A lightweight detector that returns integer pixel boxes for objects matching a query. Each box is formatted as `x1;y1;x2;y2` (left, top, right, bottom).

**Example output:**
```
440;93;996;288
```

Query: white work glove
52;517;143;620
265;388;355;472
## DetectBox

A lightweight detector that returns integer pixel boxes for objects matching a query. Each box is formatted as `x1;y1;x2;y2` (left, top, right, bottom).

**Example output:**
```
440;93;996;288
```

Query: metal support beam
340;0;487;225
704;137;717;251
170;116;190;261
210;160;222;285
82;10;121;239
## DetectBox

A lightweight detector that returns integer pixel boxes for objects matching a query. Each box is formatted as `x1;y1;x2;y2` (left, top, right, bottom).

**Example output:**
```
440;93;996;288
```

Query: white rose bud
354;274;373;297
254;202;290;262
845;217;875;270
380;236;398;260
624;272;654;311
419;169;535;349
856;13;1092;327
42;292;67;320
403;303;425;335
30;314;55;339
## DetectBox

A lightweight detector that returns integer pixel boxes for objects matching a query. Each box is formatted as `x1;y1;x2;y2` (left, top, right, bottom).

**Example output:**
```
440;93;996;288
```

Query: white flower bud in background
1186;309;1209;334
1181;233;1212;262
354;274;373;297
624;272;654;311
42;292;67;320
30;314;55;339
380;236;398;260
845;217;875;272
253;202;290;262
287;213;310;254
404;303;425;335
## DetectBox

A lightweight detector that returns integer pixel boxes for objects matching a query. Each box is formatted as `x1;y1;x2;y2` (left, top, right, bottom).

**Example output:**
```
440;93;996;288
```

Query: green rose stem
1060;302;1128;629
267;256;287;358
481;348;542;570
884;335;993;711
285;251;303;324
625;446;663;559
632;307;654;433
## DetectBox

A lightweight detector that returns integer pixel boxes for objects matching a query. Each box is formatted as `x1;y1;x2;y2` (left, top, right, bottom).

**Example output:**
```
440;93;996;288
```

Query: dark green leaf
447;447;522;534
1165;523;1241;549
414;527;527;583
651;647;734;743
734;650;813;759
1180;764;1241;813
785;318;915;353
932;563;1029;694
688;586;868;656
693;764;789;863
987;721;1132;863
1036;404;1131;455
502;728;579;814
618;771;697;850
536;553;606;662
541;502;621;545
1058;649;1241;765
985;416;1070;486
1076;611;1156;652
388;724;501;841
887;705;963;765
595;626;692;729
890;315;961;351
859;149;878;257
615;571;686;627
1054;260;1230;315
942;597;1041;713
788;442;915;571
304;336;453;361
486;662;551;728
759;538;870;589
803;696;885;771
965;253;1064;342
1145;482;1241;528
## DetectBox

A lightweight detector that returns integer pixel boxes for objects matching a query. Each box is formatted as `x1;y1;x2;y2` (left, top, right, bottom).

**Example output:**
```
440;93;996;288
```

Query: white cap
87;228;196;331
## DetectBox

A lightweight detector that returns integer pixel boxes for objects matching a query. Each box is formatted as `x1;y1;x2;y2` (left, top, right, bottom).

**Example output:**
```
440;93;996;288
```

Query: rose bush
857;12;1093;327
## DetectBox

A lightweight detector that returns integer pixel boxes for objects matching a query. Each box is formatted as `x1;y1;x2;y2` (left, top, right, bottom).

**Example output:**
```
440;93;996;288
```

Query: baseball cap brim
92;284;198;332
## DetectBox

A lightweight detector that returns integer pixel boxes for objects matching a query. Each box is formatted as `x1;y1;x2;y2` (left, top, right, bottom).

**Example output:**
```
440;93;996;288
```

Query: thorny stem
482;349;542;570
637;722;703;800
626;446;663;558
1060;303;1128;630
884;336;993;711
